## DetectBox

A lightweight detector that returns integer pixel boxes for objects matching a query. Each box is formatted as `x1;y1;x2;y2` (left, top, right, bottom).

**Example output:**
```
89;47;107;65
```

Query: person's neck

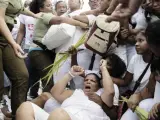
142;51;152;63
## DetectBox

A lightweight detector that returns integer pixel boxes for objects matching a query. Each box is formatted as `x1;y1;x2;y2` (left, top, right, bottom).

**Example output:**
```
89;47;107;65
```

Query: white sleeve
113;84;119;106
86;15;96;27
96;85;120;106
18;14;25;24
135;14;148;30
127;55;136;74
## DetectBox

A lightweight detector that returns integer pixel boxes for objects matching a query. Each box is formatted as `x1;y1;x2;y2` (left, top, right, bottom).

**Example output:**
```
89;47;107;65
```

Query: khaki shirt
33;12;54;43
0;0;25;25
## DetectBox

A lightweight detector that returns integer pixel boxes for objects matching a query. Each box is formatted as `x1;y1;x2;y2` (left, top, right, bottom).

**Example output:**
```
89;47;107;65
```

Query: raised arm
100;59;115;108
20;8;41;19
51;66;84;103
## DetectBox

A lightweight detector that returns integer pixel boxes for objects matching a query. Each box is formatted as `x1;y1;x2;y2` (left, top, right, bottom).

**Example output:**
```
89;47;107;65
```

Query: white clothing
86;15;96;27
121;99;155;120
19;14;36;49
127;54;151;92
4;72;10;87
96;84;119;106
131;7;148;30
121;81;160;120
54;10;102;89
61;89;110;120
126;44;136;66
112;45;127;66
11;17;20;40
154;81;160;103
44;84;119;113
31;103;49;120
32;89;114;120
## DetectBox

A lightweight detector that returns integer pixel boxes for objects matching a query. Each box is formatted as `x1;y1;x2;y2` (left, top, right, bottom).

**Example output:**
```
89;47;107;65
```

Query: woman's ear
39;7;44;12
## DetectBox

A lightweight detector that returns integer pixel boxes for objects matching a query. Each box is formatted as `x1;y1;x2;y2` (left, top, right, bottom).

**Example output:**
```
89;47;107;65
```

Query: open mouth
85;85;91;90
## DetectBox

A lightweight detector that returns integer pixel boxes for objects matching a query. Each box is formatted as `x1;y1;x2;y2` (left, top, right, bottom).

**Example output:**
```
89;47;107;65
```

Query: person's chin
136;49;142;54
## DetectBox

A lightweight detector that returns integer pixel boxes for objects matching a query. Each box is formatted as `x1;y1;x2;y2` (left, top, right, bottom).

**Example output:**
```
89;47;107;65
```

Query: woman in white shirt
112;31;153;93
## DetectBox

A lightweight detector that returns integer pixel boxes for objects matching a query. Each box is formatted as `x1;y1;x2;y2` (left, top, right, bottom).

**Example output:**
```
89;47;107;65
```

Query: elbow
50;17;62;25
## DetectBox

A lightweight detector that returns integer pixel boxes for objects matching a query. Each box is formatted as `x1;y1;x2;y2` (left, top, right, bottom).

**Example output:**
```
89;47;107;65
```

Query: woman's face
89;0;100;10
143;0;160;13
83;74;99;93
135;32;150;55
40;0;53;13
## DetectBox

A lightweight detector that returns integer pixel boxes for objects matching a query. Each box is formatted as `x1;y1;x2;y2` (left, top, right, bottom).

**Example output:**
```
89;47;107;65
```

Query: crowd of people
0;0;160;120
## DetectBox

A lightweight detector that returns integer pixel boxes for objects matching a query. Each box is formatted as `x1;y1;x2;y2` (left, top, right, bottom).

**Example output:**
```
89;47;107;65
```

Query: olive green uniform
0;0;29;116
28;13;55;96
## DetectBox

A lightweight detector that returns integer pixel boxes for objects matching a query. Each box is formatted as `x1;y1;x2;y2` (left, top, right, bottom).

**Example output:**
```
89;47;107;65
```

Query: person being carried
16;59;116;120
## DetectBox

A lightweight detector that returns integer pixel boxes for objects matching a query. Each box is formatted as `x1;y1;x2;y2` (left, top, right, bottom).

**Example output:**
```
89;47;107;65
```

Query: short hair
55;1;67;10
151;57;160;73
104;54;127;78
145;20;160;47
29;0;46;13
85;73;102;88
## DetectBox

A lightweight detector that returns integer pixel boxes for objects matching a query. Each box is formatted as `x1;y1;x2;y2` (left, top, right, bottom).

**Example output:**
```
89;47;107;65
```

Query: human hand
120;28;129;40
106;4;132;22
79;23;89;29
70;65;85;77
12;43;27;59
87;92;103;106
127;94;141;111
148;103;160;120
100;59;107;71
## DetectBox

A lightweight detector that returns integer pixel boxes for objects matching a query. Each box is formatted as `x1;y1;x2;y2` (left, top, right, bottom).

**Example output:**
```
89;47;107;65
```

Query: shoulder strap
33;40;47;50
132;54;153;93
89;53;96;70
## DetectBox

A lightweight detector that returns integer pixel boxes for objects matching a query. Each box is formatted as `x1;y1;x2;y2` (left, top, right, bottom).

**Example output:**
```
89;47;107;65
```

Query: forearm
16;24;25;45
72;15;89;24
51;73;72;98
61;17;87;27
101;67;114;107
80;9;100;16
129;0;142;15
107;0;119;14
0;18;16;46
20;8;36;18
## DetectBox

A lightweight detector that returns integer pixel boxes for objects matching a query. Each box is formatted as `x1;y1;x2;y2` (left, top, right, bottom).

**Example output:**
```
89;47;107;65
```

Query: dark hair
151;57;160;73
85;73;102;88
29;0;46;13
145;20;160;46
55;1;66;10
104;54;126;78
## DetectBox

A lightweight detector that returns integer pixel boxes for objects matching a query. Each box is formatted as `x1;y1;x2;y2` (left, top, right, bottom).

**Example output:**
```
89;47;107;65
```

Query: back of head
104;54;126;78
145;20;160;46
29;0;46;13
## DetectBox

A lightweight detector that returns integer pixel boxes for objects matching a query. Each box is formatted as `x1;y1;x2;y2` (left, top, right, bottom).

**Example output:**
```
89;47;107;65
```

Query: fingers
18;46;25;54
127;101;137;112
115;3;123;11
149;104;159;119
